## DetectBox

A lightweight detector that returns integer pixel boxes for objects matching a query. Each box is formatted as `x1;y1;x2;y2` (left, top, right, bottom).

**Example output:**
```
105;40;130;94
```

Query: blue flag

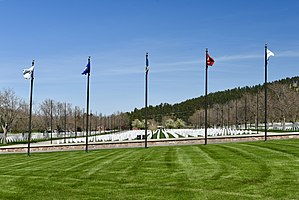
146;53;149;67
146;52;149;72
82;60;90;75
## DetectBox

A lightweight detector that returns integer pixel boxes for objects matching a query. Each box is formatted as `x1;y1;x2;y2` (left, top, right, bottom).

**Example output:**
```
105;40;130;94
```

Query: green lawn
0;139;298;199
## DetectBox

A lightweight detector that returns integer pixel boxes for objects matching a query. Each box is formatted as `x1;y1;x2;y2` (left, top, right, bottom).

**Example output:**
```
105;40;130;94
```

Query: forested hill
128;76;299;124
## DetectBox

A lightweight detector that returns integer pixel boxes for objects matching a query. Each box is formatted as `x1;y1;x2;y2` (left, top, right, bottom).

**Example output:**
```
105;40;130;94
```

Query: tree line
1;76;299;144
129;76;299;129
0;91;130;144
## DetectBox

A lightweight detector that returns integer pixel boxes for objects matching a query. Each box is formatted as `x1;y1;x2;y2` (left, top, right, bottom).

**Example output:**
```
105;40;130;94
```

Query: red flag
206;53;214;66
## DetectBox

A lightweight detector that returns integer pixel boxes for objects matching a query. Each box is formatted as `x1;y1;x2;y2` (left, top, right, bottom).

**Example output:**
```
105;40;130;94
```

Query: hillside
129;76;299;126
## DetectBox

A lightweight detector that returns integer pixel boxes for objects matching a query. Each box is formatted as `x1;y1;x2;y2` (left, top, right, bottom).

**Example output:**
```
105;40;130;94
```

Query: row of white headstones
55;128;254;144
2;121;299;144
0;133;46;144
0;128;255;144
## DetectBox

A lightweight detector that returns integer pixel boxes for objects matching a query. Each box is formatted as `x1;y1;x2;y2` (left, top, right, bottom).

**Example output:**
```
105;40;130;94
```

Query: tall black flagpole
145;52;149;148
264;44;268;141
85;56;91;152
75;106;77;138
90;110;92;136
27;60;34;156
256;92;259;135
235;99;238;128
245;95;247;130
50;100;53;144
204;48;208;145
82;108;85;135
64;102;67;143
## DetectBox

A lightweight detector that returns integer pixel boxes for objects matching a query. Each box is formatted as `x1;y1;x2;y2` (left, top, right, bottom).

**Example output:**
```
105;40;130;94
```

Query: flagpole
64;102;67;143
27;60;34;156
50;100;53;144
75;106;77;138
90;110;92;136
264;44;268;141
85;56;91;152
256;91;259;135
145;52;149;148
204;48;208;145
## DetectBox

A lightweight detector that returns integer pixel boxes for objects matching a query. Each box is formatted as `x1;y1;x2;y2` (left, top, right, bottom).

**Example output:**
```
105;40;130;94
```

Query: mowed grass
0;139;298;200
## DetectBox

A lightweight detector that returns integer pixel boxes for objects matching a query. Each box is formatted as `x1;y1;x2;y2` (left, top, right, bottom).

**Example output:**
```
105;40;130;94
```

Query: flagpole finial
206;48;208;52
32;60;35;66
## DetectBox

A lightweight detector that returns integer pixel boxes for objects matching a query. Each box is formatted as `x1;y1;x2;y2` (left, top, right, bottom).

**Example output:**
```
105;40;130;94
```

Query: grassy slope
0;139;298;200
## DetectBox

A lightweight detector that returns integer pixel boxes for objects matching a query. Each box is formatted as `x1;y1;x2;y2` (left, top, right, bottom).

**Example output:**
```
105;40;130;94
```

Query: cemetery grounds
0;138;298;199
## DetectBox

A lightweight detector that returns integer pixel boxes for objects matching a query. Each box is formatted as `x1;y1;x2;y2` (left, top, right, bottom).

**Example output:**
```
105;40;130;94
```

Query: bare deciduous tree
0;89;24;144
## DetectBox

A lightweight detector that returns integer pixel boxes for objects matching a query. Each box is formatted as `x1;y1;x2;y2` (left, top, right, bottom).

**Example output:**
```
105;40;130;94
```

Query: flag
23;66;34;80
82;60;90;75
146;54;149;67
207;53;215;66
146;52;149;72
267;49;274;60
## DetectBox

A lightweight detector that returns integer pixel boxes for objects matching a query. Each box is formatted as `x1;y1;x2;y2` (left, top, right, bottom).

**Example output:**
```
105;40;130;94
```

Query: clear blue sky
1;0;299;115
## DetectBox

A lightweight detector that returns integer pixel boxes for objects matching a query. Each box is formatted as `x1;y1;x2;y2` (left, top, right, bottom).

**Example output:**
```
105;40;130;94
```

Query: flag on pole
82;59;90;75
23;66;34;80
266;49;274;60
146;52;149;72
206;53;215;66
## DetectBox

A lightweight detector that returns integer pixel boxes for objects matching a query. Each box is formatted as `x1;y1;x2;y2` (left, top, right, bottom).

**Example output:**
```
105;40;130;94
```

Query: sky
0;0;299;115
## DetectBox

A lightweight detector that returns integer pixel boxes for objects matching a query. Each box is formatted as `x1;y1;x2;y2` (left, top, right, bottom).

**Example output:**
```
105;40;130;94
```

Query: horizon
1;0;299;115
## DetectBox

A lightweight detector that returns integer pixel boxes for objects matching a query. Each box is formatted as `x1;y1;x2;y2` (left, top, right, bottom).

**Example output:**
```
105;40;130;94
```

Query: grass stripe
0;139;298;199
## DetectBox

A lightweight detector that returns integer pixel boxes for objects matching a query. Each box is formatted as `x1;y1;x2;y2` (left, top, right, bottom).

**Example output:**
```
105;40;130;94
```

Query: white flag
267;49;274;60
23;66;34;80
